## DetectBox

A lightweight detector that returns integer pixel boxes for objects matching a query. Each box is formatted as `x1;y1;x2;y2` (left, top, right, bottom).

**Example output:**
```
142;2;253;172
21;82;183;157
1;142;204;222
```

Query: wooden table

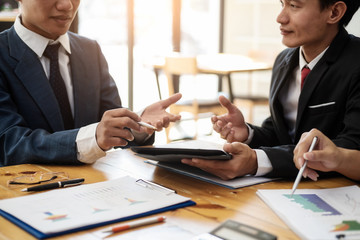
150;54;272;103
0;149;357;239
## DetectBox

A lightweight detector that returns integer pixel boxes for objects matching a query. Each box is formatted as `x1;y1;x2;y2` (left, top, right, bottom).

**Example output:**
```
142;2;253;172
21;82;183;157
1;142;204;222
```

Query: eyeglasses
7;172;69;188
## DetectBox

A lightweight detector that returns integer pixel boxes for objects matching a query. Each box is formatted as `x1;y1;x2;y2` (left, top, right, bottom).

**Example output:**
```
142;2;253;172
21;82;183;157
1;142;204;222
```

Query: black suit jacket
0;27;153;166
249;27;360;178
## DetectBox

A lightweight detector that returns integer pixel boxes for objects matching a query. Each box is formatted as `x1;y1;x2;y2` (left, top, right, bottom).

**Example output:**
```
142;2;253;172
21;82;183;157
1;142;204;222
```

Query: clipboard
131;140;232;162
0;176;195;239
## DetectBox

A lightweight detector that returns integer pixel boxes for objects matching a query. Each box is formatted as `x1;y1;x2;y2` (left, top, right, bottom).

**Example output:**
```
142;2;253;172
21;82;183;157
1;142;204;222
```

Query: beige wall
224;0;360;58
224;0;284;62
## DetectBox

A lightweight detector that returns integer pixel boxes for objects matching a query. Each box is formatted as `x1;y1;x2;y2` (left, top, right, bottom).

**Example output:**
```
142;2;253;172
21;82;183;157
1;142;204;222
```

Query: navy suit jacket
0;27;153;166
248;27;360;178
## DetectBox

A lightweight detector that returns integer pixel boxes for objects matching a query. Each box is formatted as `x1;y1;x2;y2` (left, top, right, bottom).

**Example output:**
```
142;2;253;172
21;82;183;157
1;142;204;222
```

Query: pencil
103;216;166;233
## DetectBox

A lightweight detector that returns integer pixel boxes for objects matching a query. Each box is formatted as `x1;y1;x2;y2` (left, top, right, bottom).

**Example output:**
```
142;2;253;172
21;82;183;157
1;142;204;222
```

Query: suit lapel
68;34;94;128
270;49;298;143
9;28;64;132
296;60;329;129
295;27;350;133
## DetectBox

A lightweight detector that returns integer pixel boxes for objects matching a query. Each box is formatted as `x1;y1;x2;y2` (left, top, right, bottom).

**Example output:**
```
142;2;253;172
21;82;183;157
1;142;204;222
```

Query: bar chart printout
283;194;342;216
257;186;360;240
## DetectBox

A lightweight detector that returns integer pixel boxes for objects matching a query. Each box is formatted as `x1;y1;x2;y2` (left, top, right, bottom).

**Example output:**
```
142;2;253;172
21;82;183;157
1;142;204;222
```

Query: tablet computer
131;140;232;162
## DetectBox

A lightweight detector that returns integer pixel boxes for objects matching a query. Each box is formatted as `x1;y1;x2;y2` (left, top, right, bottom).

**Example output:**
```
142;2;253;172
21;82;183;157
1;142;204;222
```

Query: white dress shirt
248;46;328;176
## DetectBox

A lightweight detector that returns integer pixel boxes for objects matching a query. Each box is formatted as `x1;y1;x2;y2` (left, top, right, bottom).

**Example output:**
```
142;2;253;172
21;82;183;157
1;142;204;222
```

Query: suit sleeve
0;74;80;166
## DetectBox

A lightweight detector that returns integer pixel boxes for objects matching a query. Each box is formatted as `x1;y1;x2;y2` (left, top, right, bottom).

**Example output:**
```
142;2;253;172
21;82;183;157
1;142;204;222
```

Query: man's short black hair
320;0;360;26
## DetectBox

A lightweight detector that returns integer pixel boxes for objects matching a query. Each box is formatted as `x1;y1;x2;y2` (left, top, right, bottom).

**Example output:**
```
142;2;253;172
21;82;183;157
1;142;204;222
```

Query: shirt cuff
76;123;106;164
254;149;273;176
243;123;254;144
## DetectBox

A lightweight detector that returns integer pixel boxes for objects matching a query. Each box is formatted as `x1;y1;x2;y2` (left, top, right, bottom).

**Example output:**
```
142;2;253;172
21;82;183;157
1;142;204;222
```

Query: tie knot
301;66;311;89
301;66;311;77
43;43;61;61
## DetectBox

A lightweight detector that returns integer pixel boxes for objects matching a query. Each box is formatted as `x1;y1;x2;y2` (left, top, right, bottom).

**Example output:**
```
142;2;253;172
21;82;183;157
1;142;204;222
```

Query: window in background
132;0;173;110
170;0;223;140
181;0;220;55
223;0;283;125
178;0;222;108
78;0;129;106
78;0;173;111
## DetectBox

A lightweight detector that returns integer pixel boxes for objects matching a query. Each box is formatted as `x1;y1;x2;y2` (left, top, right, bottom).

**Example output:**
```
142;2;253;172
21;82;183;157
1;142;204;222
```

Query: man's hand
211;95;249;143
96;108;142;150
181;142;258;180
140;93;182;134
294;128;340;181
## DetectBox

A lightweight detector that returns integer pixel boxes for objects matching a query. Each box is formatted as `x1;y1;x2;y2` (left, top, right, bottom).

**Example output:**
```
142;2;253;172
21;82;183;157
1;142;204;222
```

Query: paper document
0;176;194;239
257;185;360;240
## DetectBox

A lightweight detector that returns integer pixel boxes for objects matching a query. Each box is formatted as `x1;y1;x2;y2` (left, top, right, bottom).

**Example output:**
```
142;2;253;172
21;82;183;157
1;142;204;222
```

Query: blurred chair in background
164;54;226;142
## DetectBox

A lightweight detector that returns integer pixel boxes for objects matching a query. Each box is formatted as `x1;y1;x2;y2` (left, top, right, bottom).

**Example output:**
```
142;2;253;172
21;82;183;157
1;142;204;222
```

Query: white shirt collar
299;46;328;71
14;15;71;58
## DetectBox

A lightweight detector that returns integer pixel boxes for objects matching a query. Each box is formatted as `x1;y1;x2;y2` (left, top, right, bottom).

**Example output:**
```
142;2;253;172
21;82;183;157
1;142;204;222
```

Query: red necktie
301;66;311;90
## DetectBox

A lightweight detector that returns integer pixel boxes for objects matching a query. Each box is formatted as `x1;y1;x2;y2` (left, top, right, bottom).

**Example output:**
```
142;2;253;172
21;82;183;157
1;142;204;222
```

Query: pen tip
21;188;28;192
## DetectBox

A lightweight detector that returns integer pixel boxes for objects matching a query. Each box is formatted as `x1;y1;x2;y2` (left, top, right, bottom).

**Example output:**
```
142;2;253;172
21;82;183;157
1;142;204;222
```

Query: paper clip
136;179;176;195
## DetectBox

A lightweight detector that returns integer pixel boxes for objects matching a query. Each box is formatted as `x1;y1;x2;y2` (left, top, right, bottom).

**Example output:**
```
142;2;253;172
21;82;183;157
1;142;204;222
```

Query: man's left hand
140;93;182;134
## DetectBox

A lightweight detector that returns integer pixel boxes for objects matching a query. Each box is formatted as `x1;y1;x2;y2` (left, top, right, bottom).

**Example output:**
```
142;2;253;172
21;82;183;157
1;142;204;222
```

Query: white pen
138;121;157;130
291;136;318;196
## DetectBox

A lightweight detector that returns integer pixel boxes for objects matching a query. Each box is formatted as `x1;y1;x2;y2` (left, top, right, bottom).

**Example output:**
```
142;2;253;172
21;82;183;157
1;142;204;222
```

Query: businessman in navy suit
182;0;360;179
0;0;181;166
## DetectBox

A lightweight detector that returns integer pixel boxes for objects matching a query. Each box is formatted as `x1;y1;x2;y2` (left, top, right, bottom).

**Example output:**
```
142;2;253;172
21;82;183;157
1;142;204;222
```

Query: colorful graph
284;194;341;216
125;197;147;205
44;211;68;222
332;221;360;231
92;207;109;214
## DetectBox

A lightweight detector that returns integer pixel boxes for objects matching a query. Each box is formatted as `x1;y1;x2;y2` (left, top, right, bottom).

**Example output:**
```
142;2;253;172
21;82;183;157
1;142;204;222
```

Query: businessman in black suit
182;0;360;179
0;0;181;166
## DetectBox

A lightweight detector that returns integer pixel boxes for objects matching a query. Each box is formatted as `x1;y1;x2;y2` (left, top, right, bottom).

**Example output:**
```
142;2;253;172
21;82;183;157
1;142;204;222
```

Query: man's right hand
96;108;142;150
211;95;249;143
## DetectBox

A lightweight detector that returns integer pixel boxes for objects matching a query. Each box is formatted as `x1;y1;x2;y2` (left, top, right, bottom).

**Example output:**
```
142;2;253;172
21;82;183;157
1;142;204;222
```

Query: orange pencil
103;216;166;233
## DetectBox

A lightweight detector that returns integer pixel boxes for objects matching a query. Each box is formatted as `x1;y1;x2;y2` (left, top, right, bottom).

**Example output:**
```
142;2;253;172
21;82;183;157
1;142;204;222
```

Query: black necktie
43;43;74;130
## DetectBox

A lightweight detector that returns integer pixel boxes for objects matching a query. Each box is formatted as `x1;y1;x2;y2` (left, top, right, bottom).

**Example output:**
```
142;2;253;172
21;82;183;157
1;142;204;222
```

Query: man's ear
327;1;347;24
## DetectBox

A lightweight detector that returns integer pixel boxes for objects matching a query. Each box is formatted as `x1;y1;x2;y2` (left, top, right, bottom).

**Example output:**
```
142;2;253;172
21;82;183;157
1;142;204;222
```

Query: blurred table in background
149;53;272;103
